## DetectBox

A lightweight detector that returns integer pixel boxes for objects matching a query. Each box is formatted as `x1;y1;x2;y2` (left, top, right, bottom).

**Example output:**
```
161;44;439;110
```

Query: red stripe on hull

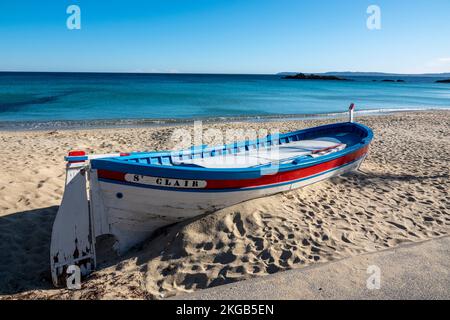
97;146;368;190
206;146;368;189
98;169;125;181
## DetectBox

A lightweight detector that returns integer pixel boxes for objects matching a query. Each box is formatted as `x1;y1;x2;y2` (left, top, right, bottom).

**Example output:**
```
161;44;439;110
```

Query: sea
0;72;449;130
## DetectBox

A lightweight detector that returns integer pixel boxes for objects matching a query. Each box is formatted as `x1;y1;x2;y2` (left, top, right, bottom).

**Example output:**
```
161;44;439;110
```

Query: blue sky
1;0;449;74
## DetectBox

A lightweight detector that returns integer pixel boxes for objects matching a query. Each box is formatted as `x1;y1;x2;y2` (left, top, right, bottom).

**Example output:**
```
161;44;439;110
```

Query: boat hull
92;148;367;252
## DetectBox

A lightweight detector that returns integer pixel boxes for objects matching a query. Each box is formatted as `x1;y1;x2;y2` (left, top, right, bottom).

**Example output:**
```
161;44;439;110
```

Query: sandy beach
0;110;449;299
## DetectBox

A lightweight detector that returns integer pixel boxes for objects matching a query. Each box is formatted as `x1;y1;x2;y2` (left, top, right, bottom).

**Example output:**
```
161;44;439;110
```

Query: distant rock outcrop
436;79;450;83
378;79;405;83
282;73;348;81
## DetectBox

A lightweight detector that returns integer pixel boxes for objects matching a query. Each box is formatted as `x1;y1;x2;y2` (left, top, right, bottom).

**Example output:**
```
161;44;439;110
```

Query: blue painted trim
91;122;373;181
65;152;143;162
97;155;364;193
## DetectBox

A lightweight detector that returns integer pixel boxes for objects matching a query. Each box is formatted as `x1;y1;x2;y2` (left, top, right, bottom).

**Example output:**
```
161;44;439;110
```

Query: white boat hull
92;157;364;253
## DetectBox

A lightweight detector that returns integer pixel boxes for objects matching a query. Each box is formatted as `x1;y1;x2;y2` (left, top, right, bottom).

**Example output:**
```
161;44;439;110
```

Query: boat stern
50;151;96;287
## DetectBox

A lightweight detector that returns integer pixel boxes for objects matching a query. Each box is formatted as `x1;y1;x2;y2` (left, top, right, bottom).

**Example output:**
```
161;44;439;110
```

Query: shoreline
1;107;449;132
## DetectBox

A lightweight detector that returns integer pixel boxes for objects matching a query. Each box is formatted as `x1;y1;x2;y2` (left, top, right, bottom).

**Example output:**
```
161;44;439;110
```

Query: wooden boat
50;105;373;286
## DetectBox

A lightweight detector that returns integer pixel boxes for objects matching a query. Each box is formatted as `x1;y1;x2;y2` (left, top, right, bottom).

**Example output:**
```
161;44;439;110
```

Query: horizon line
1;70;450;76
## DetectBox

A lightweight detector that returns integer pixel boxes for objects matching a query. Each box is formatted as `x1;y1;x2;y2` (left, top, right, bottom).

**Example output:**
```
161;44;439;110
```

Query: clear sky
1;0;449;74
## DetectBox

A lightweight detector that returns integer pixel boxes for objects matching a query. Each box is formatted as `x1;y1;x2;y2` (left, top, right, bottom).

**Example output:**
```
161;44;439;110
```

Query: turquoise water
0;72;449;127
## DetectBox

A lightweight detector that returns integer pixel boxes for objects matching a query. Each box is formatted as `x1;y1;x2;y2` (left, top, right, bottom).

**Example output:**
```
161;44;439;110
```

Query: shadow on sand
0;203;204;296
0;206;57;295
353;170;448;187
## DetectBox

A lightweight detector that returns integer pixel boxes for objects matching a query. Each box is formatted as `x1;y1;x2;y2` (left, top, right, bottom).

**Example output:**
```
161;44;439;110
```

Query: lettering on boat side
124;174;207;189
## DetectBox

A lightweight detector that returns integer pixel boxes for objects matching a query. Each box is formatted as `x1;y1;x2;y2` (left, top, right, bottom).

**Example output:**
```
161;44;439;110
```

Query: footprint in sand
265;264;280;274
341;234;352;244
203;242;214;251
279;250;292;261
252;266;261;273
213;251;236;264
182;273;208;290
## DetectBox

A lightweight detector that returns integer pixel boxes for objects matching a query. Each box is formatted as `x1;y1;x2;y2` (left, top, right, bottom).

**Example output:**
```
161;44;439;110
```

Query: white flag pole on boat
349;103;355;123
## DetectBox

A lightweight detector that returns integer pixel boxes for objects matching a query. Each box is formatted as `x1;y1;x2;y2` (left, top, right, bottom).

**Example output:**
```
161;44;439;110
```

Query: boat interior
96;123;370;170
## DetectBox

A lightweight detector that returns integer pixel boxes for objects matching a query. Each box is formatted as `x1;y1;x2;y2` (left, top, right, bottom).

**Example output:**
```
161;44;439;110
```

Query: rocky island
436;79;450;83
375;79;405;83
282;73;348;81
